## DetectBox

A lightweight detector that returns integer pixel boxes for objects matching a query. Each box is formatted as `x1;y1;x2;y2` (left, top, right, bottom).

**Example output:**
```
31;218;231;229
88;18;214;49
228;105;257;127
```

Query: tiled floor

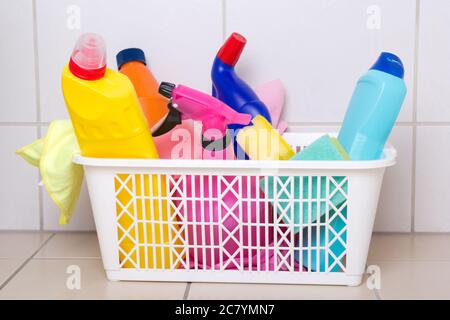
0;232;449;300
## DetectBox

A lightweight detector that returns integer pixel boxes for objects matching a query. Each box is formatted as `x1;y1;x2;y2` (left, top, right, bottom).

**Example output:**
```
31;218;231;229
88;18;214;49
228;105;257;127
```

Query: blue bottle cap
116;48;146;69
370;52;404;79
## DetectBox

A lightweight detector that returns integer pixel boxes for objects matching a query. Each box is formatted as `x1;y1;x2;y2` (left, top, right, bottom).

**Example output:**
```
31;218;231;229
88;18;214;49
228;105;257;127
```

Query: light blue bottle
338;52;407;160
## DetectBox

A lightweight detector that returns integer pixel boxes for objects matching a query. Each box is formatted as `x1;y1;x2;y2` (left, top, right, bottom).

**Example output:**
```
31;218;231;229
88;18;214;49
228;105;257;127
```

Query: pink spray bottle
158;82;251;160
158;82;277;270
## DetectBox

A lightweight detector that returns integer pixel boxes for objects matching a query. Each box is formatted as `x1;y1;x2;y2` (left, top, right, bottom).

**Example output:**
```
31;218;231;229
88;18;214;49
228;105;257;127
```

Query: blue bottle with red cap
338;52;407;160
211;32;272;159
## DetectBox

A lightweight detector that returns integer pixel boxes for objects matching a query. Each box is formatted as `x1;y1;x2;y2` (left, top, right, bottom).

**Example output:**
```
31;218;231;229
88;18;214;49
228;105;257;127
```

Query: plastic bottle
116;48;169;130
61;33;181;269
61;34;158;159
158;82;251;160
211;32;272;158
338;52;407;160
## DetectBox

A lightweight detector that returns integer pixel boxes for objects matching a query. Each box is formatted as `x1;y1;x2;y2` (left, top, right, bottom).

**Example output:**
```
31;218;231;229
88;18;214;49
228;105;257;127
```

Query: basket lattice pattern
114;173;348;273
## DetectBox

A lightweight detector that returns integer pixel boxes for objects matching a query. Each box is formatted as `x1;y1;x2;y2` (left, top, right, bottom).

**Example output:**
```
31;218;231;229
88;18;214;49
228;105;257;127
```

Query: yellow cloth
16;120;83;224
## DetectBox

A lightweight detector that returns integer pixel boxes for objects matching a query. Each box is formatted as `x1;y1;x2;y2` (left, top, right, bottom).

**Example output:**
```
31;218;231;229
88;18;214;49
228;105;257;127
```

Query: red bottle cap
217;32;247;66
68;33;107;80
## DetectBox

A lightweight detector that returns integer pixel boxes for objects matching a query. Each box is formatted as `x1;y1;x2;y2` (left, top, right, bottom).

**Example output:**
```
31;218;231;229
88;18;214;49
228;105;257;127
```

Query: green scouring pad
260;134;350;234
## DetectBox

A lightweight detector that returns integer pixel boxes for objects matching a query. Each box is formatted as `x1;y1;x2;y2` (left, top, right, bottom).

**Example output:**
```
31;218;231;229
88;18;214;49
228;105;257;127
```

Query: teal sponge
260;135;350;234
291;134;350;161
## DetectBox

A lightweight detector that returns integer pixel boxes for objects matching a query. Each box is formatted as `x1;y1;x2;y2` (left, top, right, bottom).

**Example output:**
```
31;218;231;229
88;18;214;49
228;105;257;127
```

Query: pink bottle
158;82;251;160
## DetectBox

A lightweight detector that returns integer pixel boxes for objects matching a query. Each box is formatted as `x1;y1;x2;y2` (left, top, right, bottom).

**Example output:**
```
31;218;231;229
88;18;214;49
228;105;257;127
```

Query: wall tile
0;126;40;230
287;125;412;232
415;126;450;232
417;0;450;121
36;0;223;121
374;126;413;232
0;0;37;122
226;0;415;123
42;181;95;231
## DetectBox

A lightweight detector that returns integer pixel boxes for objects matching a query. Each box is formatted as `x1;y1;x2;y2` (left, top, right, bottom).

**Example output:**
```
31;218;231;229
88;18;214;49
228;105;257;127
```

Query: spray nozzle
69;33;107;80
217;32;247;67
159;82;176;99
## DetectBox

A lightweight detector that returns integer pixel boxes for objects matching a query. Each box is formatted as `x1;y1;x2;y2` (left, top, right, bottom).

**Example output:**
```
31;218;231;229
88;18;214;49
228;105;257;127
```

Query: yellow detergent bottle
61;33;182;269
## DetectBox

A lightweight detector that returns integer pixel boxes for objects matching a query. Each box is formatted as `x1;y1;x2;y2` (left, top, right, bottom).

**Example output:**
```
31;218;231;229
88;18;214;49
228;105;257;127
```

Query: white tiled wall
0;0;447;232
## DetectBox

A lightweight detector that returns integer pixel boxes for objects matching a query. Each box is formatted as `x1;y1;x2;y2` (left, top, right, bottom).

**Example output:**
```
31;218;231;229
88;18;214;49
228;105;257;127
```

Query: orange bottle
116;48;169;130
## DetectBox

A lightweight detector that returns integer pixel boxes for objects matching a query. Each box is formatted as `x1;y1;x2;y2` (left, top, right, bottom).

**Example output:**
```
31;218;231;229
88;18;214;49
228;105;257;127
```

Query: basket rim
73;149;396;170
73;132;397;170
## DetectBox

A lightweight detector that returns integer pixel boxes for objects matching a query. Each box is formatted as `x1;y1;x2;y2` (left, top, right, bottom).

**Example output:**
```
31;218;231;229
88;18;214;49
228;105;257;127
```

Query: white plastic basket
74;132;396;286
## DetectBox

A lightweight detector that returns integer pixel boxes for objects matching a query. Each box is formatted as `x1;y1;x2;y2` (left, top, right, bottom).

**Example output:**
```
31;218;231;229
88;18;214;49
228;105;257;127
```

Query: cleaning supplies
181;175;274;270
152;79;288;160
62;33;181;269
153;119;203;159
116;48;169;131
116;48;200;159
234;116;300;269
16;120;83;224
156;83;271;269
260;134;350;233
62;34;159;159
296;207;347;273
211;32;272;158
256;134;350;272
158;82;252;160
338;52;407;160
236;115;295;160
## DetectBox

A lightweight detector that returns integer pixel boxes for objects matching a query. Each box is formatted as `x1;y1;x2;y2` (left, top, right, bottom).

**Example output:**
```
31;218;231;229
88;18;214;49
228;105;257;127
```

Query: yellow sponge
236;115;295;160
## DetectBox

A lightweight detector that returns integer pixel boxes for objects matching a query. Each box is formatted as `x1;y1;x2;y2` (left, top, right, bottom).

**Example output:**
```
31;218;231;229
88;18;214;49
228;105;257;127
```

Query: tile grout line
410;0;421;232
32;257;102;260
0;233;55;290
37;127;45;231
222;0;227;41
287;122;450;127
31;0;45;231
2;121;450;127
32;0;41;125
183;282;192;300
0;122;51;126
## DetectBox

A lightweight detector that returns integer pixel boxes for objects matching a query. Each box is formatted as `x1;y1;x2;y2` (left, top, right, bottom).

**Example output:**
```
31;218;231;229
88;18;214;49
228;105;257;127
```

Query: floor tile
188;276;375;300
368;233;450;262
0;259;187;300
0;232;52;258
35;232;100;259
0;0;37;122
0;259;24;288
226;0;415;123
367;260;450;299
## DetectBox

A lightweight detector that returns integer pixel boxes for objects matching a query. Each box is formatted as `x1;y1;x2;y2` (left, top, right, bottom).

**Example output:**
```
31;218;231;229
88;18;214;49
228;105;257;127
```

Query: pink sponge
255;79;286;133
